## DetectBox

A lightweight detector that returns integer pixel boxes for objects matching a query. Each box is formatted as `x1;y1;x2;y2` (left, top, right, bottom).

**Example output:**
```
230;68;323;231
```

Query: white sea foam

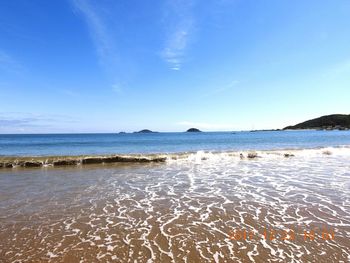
164;145;350;164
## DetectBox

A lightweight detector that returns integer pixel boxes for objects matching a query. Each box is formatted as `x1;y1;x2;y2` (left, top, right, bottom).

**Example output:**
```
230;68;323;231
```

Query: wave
1;145;350;169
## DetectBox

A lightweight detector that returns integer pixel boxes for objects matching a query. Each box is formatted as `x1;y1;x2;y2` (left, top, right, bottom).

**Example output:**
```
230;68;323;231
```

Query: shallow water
0;149;349;262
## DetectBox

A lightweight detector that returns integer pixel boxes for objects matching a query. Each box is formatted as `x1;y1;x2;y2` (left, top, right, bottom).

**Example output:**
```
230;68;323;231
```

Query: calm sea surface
1;130;350;156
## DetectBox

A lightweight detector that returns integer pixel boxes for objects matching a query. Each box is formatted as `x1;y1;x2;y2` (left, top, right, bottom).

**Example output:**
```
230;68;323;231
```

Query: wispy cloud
0;118;40;127
177;121;237;131
202;80;239;97
161;0;195;70
71;0;117;66
60;89;80;97
0;112;78;133
71;0;125;94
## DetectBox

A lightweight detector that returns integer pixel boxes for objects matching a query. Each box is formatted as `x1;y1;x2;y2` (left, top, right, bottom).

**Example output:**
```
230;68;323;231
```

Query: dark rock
97;156;125;163
2;163;13;168
24;161;42;167
53;159;79;166
247;152;258;159
284;153;295;158
82;156;166;164
104;156;144;163
111;156;166;163
150;157;166;162
0;155;167;169
82;157;104;164
186;128;202;132
103;156;124;163
129;157;148;162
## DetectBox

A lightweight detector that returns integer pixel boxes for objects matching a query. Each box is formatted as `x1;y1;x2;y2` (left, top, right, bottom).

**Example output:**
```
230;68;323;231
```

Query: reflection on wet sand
0;150;350;262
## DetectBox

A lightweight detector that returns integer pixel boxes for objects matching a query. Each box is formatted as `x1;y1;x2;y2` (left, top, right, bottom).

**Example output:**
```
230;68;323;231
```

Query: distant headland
186;128;202;132
283;114;350;130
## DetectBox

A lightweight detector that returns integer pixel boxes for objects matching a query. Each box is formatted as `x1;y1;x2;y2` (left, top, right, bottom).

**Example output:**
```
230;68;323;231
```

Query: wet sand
0;149;349;262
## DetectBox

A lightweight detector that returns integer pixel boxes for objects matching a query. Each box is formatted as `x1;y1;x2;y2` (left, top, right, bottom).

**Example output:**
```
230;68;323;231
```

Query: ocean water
1;130;350;156
1;131;350;262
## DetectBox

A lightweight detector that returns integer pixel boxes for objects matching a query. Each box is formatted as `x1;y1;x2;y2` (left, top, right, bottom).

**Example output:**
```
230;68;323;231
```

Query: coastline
1;145;350;169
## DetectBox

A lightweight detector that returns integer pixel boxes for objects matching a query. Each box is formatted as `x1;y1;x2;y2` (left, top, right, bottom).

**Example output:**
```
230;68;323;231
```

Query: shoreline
1;145;350;169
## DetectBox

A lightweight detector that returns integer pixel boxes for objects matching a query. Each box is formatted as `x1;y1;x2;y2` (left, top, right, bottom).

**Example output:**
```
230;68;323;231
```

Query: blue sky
1;0;350;133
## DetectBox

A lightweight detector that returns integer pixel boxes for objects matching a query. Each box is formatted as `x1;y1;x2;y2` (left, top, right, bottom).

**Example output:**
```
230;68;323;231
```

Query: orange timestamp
229;227;335;242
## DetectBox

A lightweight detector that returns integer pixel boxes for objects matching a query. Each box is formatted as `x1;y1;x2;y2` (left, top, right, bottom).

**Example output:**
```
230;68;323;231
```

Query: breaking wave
1;145;350;169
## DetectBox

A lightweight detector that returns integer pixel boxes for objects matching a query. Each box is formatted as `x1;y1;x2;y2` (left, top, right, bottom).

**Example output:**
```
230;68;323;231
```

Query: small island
186;128;202;132
133;129;157;133
283;114;350;130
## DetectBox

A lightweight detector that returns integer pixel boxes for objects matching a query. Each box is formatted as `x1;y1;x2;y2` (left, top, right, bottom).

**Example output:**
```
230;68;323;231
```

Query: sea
1;130;350;156
0;130;350;262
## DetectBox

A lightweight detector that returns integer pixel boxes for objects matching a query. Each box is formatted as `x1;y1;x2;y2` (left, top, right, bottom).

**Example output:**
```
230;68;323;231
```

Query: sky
0;0;350;133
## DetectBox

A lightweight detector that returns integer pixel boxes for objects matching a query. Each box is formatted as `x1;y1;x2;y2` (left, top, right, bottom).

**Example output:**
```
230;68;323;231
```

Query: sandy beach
1;148;349;262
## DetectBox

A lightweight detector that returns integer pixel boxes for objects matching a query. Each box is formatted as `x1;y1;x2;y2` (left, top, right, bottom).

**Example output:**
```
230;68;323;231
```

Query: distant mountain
186;128;202;132
134;129;157;133
283;114;350;130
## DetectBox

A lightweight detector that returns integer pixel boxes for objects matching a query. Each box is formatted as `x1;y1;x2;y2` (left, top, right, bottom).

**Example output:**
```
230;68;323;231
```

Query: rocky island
283;114;350;130
133;129;157;133
186;128;202;132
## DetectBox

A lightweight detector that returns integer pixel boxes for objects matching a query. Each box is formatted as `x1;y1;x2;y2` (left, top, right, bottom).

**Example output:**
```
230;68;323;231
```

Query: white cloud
161;0;195;70
71;0;116;65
